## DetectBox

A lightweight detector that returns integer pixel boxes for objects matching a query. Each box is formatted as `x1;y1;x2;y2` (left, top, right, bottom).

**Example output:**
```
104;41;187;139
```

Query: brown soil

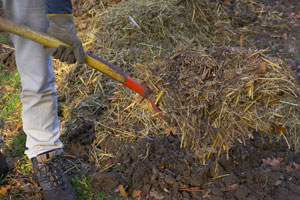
0;48;16;69
91;134;300;200
223;0;300;81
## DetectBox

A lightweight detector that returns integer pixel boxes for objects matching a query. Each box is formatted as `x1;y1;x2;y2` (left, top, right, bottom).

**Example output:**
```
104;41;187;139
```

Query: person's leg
1;1;77;199
1;0;63;159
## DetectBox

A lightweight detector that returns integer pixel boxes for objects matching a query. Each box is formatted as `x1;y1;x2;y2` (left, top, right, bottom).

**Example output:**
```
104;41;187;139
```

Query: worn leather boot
31;149;77;200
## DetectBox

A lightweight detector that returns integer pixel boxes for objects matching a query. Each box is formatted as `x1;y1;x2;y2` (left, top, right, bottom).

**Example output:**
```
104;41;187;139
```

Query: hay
54;0;300;164
90;46;300;163
142;48;300;161
80;0;234;66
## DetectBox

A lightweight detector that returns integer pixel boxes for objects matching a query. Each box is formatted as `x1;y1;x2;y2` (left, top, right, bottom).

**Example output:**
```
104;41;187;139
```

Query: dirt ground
90;133;300;200
224;0;300;81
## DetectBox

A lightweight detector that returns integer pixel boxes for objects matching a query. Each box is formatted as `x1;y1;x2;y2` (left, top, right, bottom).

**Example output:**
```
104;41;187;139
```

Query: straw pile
138;48;300;161
55;0;300;163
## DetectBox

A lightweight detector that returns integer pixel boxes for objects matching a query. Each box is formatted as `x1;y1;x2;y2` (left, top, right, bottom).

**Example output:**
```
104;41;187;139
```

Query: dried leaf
4;86;14;91
164;127;177;135
258;62;266;74
294;162;300;170
131;189;142;198
179;185;202;192
286;165;294;172
158;162;164;169
262;157;283;167
202;189;211;198
274;180;282;186
78;23;87;29
119;185;128;197
227;184;239;191
150;191;164;200
67;144;79;156
0;185;11;196
275;125;286;134
179;185;189;190
13;123;23;131
282;33;288;40
66;144;85;157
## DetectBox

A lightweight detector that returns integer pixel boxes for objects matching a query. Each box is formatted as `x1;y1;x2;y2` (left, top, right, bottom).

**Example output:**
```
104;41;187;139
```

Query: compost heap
94;47;300;163
55;0;300;161
54;0;300;198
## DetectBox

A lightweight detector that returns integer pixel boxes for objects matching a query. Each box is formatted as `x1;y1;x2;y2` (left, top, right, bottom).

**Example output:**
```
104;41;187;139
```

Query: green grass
6;132;26;157
0;35;10;44
72;176;93;200
71;176;128;200
16;156;33;175
0;66;21;120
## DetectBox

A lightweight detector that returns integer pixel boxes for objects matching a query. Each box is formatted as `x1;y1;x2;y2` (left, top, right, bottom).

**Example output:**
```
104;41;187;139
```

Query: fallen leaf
275;125;286;134
227;184;239;191
119;185;128;197
0;185;11;196
13;123;23;131
158;162;164;169
289;12;295;18
179;185;202;192
131;189;142;198
66;144;79;156
286;165;294;172
179;185;189;190
203;189;211;198
78;23;87;29
4;86;14;91
294;162;300;170
187;187;202;192
282;33;288;40
150;191;164;200
262;157;283;167
164;127;177;135
66;144;85;157
258;62;266;75
274;180;282;186
1;129;12;137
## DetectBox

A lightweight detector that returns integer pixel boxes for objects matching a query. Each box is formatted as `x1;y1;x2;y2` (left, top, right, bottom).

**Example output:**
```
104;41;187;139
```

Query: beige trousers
1;0;63;158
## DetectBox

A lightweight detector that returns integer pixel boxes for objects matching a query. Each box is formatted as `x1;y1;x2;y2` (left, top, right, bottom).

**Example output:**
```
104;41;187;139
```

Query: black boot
31;149;77;200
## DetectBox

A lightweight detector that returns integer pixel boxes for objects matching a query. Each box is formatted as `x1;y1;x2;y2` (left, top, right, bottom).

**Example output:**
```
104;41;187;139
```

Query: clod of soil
92;134;300;200
0;48;16;69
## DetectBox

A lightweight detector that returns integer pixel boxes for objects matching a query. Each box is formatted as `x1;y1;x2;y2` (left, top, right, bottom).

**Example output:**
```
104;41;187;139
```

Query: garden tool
0;17;167;122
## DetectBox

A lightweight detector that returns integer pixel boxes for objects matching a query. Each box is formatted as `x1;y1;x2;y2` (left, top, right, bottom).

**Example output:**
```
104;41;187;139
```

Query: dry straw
54;0;300;164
